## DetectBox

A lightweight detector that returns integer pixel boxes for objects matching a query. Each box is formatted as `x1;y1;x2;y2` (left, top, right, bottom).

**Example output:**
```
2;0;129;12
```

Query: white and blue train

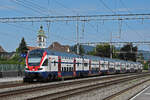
23;48;143;82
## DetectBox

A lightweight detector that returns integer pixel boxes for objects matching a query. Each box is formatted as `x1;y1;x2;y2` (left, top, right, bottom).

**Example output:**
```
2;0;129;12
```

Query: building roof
27;46;40;51
48;42;70;52
0;45;6;52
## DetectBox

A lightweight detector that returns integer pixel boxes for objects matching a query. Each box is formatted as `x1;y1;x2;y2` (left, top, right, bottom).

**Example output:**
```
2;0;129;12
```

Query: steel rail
0;73;142;98
103;79;150;100
29;73;150;100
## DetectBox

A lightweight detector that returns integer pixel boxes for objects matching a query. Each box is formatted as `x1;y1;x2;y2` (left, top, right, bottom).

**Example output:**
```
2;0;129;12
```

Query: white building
37;25;47;48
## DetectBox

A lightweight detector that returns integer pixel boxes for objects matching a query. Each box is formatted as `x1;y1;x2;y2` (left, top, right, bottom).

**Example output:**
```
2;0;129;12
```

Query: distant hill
70;45;95;53
81;45;95;53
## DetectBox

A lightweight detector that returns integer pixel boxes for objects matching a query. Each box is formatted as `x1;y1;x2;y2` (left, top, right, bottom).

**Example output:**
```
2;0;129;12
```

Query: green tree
119;43;137;61
87;50;96;56
95;44;111;57
137;53;144;62
87;44;117;58
143;62;149;70
17;37;28;54
0;38;27;64
72;45;85;55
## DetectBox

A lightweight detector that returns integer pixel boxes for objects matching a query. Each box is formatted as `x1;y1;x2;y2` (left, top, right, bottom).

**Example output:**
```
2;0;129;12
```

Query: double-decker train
23;48;143;82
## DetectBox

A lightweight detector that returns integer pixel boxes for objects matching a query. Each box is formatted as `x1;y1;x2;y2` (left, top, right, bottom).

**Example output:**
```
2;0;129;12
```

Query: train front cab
24;58;51;82
23;49;54;82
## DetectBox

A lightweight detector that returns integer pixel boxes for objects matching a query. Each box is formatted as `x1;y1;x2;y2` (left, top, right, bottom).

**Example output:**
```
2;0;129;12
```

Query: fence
0;64;25;78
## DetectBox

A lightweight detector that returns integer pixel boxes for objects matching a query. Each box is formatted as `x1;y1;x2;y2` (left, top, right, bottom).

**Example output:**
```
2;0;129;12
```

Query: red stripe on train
58;56;62;78
89;60;91;75
73;58;76;77
26;54;29;67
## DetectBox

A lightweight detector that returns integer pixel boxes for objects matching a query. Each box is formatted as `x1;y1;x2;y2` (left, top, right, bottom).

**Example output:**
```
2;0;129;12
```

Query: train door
100;60;104;71
82;58;85;71
105;61;109;71
50;56;58;72
83;59;89;71
48;56;52;71
41;57;49;71
76;58;82;76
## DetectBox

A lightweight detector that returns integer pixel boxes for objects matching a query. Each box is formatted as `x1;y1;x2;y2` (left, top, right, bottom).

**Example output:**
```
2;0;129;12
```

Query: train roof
29;48;141;64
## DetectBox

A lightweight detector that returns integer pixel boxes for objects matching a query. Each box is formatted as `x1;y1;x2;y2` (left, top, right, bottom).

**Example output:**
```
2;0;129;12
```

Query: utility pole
76;17;79;55
110;32;113;59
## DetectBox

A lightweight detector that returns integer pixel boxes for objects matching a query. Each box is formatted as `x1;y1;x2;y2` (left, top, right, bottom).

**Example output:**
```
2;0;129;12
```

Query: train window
54;60;56;66
66;67;69;72
69;67;71;72
67;67;69;71
66;67;68;72
97;68;99;71
84;63;88;67
68;67;70;71
77;62;79;66
71;67;73;71
51;53;55;55
64;67;66;72
67;67;68;71
101;64;104;67
67;67;69;72
92;68;94;70
63;67;65;71
68;67;70;72
42;59;48;66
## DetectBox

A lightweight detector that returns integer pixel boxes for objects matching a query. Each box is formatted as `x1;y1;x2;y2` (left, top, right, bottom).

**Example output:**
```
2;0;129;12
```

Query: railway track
0;73;149;100
103;79;150;100
0;73;135;89
0;82;29;89
28;73;150;100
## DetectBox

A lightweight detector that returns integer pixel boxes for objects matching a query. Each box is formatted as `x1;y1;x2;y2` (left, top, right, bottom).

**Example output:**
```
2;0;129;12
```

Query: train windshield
28;49;44;66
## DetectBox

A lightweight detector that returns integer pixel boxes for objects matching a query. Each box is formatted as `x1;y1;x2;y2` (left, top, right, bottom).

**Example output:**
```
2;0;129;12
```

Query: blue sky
0;0;150;52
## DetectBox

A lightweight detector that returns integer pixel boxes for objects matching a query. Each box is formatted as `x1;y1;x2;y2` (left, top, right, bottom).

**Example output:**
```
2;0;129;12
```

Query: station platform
130;86;150;100
0;77;23;83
